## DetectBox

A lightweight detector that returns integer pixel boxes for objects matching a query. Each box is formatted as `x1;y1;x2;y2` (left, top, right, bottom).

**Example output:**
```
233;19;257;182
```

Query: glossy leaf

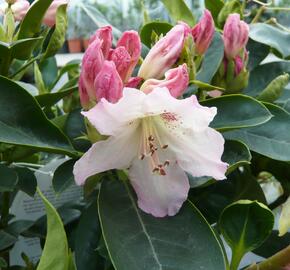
225;103;290;161
42;4;68;59
0;257;7;268
17;0;54;39
246;39;269;71
98;179;227;270
161;0;195;26
196;32;224;84
201;94;272;131
75;200;101;270
190;168;267;224
219;200;274;270
35;86;78;107
249;23;290;59
14;167;37;197
36;188;69;270
52;159;77;194
0;76;76;156
0;164;18;192
0;230;17;251
205;0;224;25
140;21;173;48
245;61;290;97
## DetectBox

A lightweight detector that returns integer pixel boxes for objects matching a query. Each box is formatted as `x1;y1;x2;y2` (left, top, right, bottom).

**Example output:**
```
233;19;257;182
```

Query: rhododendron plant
1;1;290;270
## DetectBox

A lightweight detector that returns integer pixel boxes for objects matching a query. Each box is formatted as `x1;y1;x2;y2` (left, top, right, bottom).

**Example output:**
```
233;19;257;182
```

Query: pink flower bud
81;39;104;100
0;0;30;21
116;30;141;82
223;14;249;59
140;64;189;98
192;9;215;55
109;46;131;83
138;24;188;80
234;55;244;76
79;74;91;110
125;77;143;88
94;61;123;104
43;0;68;27
89;26;113;59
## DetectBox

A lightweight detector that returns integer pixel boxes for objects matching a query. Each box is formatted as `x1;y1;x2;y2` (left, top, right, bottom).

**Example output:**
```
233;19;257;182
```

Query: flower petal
129;155;189;217
160;125;228;180
74;127;140;185
83;88;145;136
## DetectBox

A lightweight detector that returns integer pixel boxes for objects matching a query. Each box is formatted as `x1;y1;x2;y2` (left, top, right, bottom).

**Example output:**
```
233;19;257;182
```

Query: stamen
164;160;170;167
162;145;168;149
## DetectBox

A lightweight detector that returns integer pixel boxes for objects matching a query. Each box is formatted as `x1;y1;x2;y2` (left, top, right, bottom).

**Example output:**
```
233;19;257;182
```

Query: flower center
138;117;169;176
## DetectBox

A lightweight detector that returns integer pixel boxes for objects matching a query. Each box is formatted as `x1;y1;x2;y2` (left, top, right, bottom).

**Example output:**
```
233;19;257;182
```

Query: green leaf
35;86;78;107
17;0;54;39
189;80;225;91
190;168;266;224
217;0;242;28
75;200;101;270
246;39;269;71
98;179;227;270
257;73;289;102
52;159;76;194
0;164;18;192
42;4;68;59
161;0;195;26
34;62;47;94
36;188;69;270
140;21;173;48
245;61;290;97
0;257;7;268
196;32;224;84
205;0;224;25
249;23;290;59
188;140;251;187
225;103;290;161
68;250;77;270
14;167;37;197
0;76;76;156
6;220;34;236
219;200;274;270
0;230;17;251
201;94;272;131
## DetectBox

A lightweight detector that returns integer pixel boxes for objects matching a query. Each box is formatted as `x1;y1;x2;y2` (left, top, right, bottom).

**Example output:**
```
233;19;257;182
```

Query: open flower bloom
43;0;68;27
0;0;30;21
74;87;228;217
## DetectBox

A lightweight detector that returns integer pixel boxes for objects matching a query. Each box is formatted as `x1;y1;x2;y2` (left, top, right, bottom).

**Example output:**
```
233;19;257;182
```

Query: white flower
73;87;228;217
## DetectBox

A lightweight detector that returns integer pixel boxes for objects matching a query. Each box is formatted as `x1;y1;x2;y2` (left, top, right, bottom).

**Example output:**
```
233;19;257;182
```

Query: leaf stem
230;250;244;270
0;192;10;228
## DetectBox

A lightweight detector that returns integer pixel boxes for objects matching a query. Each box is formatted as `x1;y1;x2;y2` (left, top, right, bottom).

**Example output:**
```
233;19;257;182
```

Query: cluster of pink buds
212;13;250;93
79;26;142;109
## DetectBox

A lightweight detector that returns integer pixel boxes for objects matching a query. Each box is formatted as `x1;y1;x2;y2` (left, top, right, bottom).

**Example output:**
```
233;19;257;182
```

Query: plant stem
230;251;243;270
246;245;290;270
0;192;10;228
251;6;266;23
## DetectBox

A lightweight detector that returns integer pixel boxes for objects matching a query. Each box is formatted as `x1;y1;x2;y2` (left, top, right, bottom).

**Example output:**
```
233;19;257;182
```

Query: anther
139;154;145;160
148;135;154;141
159;168;166;176
164;160;170;167
162;145;168;149
152;167;159;173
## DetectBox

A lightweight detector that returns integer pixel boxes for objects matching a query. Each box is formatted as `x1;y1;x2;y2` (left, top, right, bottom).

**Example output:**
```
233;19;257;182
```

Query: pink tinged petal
78;74;90;109
81;39;104;100
138;24;187;80
178;21;192;37
11;0;30;21
223;13;249;59
43;0;68;27
192;9;215;55
208;90;222;98
140;64;189;98
116;30;142;82
234;55;244;76
94;60;123;104
125;77;143;88
144;88;217;132
109;46;131;82
74;129;140;185
89;26;113;59
129;156;190;217
83;88;146;136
